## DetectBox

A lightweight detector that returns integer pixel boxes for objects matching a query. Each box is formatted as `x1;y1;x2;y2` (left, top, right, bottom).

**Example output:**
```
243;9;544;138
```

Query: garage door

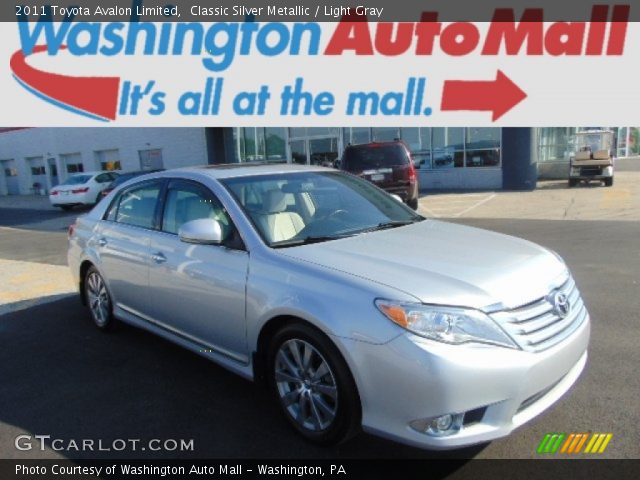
26;156;47;192
1;159;20;195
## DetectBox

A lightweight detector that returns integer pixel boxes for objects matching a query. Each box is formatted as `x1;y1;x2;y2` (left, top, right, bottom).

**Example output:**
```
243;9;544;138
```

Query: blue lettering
202;23;238;72
100;23;125;56
66;23;100;55
18;6;74;55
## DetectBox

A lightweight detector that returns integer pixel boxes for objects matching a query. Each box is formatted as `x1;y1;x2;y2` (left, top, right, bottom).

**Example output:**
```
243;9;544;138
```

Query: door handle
97;238;107;247
151;252;167;264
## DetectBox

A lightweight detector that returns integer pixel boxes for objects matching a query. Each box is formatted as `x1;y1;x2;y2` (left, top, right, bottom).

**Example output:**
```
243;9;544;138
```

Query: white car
50;172;119;211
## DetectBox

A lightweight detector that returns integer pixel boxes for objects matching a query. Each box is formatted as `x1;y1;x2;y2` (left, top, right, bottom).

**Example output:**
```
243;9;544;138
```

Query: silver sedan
68;164;589;449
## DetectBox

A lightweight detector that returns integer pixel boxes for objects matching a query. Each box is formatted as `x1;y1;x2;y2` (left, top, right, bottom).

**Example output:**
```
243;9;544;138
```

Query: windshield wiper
271;233;356;248
359;218;425;233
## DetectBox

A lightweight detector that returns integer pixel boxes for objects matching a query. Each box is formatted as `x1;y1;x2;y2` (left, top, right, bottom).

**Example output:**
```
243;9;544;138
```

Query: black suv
340;141;419;210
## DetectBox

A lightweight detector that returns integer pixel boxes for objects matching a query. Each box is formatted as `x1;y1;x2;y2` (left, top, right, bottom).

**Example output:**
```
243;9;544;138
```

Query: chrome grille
491;275;588;352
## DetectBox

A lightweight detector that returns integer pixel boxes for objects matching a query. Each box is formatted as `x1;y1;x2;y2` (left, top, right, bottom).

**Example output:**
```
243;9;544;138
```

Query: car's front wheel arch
261;319;362;445
79;260;95;306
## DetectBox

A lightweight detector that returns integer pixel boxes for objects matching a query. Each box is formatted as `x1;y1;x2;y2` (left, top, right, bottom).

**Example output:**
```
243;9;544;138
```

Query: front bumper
570;165;613;179
343;312;589;449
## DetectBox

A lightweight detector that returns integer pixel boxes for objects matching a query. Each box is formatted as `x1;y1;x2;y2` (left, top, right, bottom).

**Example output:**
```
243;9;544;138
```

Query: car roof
346;141;404;148
68;171;109;176
155;163;332;180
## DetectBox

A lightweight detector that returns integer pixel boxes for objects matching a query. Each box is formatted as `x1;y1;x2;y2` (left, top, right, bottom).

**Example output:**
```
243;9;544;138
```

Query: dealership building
0;126;637;196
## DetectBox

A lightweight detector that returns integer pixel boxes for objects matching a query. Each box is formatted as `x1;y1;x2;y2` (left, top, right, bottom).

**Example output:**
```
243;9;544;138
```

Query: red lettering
415;12;441;55
324;14;373;55
482;9;544;55
374;23;414;56
545;23;586;55
440;22;480;56
607;5;630;55
586;5;609;55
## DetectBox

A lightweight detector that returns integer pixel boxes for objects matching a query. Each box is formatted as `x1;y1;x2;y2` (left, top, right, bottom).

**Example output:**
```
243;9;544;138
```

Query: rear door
95;179;163;315
146;179;250;362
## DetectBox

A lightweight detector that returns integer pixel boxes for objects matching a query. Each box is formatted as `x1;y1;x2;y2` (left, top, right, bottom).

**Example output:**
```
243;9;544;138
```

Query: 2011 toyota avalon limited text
68;164;590;449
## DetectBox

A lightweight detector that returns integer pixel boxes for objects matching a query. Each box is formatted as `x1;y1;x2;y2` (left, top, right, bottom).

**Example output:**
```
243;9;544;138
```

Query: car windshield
62;174;92;185
343;144;408;170
222;171;424;248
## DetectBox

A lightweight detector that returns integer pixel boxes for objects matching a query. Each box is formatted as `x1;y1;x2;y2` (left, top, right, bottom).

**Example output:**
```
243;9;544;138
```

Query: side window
162;184;231;236
95;173;111;183
108;183;161;229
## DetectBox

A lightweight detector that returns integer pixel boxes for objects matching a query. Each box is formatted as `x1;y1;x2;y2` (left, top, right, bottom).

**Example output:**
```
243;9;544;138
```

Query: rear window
62;174;92;185
343;144;409;171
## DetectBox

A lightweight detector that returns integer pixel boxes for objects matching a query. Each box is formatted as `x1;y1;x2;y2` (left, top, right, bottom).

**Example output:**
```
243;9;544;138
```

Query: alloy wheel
274;339;338;432
86;271;110;327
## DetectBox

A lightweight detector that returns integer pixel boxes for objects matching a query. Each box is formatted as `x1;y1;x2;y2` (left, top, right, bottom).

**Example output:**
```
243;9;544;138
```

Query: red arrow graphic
441;70;527;122
10;45;120;121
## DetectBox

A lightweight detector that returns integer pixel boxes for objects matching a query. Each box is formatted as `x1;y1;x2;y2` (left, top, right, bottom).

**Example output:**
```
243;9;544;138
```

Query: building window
95;149;122;171
372;127;399;142
66;163;84;173
538;128;576;162
236;128;287;162
30;166;46;175
4;168;17;177
399;128;432;168
465;128;501;167
347;127;371;145
433;128;464;168
265;128;286;160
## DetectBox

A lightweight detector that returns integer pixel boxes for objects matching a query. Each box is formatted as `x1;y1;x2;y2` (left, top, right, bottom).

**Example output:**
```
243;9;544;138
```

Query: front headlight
375;300;519;349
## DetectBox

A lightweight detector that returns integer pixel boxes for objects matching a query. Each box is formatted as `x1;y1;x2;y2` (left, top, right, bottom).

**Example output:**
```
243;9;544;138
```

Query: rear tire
604;177;613;187
60;205;73;211
568;179;578;188
84;266;115;331
267;323;360;445
407;197;419;210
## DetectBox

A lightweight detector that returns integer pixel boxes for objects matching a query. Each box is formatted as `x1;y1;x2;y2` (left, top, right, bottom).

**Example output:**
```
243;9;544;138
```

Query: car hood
279;220;567;311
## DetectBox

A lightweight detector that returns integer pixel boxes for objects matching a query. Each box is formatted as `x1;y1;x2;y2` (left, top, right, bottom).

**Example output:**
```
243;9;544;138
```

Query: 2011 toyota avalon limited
68;164;590;449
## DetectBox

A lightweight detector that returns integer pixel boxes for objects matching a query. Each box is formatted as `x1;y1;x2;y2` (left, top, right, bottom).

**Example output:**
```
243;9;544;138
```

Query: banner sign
0;1;638;126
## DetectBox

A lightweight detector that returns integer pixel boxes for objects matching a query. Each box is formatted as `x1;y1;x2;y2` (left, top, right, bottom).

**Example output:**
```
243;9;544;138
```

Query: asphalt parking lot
0;160;638;460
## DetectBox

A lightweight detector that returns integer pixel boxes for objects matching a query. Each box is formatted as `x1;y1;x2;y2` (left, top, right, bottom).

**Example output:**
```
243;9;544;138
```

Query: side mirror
178;219;225;245
391;194;403;203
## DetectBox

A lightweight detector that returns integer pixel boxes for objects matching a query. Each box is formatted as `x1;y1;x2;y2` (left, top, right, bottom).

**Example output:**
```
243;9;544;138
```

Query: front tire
604;177;614;187
84;266;115;330
59;205;73;211
267;323;360;445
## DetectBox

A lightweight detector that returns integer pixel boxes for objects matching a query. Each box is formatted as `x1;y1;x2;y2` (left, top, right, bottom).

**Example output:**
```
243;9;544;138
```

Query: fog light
433;414;453;431
410;413;464;437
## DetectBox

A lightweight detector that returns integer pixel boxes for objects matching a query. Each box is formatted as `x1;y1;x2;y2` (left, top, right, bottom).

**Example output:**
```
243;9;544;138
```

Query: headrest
182;195;213;219
263;189;287;213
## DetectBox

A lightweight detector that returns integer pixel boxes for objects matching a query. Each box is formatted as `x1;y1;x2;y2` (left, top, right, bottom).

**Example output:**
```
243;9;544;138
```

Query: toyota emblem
553;292;571;318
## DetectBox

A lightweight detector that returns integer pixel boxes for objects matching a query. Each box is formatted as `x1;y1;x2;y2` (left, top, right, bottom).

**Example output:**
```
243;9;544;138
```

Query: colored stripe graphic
539;432;613;454
10;45;120;121
560;433;589;453
537;433;565;453
585;433;613;454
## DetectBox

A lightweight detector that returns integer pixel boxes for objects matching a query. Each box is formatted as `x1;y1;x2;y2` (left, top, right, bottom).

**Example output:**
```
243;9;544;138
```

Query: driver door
146;179;249;362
